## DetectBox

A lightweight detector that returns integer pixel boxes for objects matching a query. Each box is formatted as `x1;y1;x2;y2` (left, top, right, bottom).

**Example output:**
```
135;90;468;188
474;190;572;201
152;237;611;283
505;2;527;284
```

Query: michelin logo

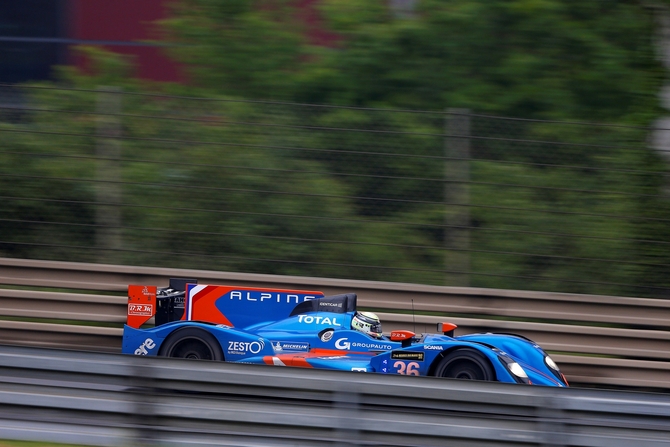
272;341;310;352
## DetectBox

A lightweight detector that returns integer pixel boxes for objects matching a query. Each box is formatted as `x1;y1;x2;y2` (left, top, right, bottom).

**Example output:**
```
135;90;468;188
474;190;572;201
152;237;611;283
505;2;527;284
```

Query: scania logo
424;345;443;350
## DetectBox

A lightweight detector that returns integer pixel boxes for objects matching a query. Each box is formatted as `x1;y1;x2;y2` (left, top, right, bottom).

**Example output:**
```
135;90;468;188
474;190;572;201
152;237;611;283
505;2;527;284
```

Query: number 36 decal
394;361;420;375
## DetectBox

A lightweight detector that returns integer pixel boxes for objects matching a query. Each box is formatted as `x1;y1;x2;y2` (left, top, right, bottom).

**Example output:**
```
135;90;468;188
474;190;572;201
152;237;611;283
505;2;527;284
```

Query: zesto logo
228;339;265;355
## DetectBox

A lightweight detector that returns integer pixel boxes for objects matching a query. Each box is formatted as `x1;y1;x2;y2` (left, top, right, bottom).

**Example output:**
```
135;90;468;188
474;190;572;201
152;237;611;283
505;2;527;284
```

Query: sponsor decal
335;338;393;351
228;291;318;304
319;356;348;360
424;345;443;350
394;361;420;375
297;315;341;326
227;339;265;356
391;351;425;361
335;338;351;350
351;367;367;372
320;330;334;342
135;338;156;355
390;331;408;339
319;302;342;308
142;286;152;296
272;341;310;352
128;303;153;316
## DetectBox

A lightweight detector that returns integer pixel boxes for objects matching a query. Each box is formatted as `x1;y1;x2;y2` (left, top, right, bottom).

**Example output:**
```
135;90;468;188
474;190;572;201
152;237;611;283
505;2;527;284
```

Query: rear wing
127;278;325;329
127;277;195;329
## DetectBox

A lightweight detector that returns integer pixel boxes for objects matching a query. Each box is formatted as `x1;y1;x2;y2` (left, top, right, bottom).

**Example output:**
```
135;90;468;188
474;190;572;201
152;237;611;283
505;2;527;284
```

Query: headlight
498;354;531;384
544;355;568;386
508;361;528;379
545;355;559;371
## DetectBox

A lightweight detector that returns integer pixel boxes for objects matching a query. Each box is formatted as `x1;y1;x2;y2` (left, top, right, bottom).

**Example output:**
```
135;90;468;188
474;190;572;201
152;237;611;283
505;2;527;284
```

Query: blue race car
122;278;568;386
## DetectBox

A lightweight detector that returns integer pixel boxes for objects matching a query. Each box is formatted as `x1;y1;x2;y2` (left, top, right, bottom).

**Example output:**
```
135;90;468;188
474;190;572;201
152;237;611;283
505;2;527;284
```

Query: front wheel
434;349;494;381
159;328;224;361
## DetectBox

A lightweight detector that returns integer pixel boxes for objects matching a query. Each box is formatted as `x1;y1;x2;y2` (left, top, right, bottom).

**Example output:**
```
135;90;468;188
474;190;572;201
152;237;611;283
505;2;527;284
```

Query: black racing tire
159;328;224;361
434;349;494;381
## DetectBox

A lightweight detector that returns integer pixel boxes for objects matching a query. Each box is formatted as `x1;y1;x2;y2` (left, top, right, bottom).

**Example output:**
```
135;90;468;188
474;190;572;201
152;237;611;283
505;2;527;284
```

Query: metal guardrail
1;257;669;389
1;345;669;447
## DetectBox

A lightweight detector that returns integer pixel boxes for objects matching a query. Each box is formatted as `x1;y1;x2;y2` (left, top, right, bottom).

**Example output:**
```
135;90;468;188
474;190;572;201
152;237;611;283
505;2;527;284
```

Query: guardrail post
333;384;362;447
537;394;567;447
95;86;123;264
444;108;471;287
129;360;159;446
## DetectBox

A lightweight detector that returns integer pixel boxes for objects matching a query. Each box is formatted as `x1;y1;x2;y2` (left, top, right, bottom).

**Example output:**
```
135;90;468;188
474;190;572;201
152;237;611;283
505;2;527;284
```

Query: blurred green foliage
1;1;669;298
164;0;664;122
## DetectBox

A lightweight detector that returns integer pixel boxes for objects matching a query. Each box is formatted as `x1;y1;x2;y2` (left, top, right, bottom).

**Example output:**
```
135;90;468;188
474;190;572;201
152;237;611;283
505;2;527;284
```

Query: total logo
135;338;156;355
297;315;341;326
228;339;265;355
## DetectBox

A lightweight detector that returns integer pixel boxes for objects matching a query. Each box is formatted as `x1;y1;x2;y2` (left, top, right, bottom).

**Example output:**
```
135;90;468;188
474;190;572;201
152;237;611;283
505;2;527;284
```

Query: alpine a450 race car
122;279;568;386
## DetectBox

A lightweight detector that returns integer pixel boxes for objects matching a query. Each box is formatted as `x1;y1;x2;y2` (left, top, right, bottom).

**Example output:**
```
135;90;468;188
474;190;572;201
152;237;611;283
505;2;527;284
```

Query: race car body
122;279;568;387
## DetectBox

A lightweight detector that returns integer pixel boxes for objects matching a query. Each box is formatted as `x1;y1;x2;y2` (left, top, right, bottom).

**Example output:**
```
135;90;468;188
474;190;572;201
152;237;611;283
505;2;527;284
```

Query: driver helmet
351;311;383;339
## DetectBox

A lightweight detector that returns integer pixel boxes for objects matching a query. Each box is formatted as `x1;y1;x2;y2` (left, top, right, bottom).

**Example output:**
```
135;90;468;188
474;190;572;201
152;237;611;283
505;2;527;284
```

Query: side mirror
438;322;457;337
390;330;415;347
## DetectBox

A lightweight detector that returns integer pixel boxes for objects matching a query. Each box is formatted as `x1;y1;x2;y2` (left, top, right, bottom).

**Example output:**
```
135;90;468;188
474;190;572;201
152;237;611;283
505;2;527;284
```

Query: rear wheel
159;328;223;361
434;349;494;381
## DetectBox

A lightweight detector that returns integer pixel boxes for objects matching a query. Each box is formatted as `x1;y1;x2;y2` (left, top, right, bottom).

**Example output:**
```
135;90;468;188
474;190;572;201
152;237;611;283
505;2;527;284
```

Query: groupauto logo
335;338;351;350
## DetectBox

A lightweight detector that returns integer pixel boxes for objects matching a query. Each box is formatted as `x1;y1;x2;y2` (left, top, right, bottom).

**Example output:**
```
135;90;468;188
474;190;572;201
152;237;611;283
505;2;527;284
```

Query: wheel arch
427;345;497;380
158;326;225;361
